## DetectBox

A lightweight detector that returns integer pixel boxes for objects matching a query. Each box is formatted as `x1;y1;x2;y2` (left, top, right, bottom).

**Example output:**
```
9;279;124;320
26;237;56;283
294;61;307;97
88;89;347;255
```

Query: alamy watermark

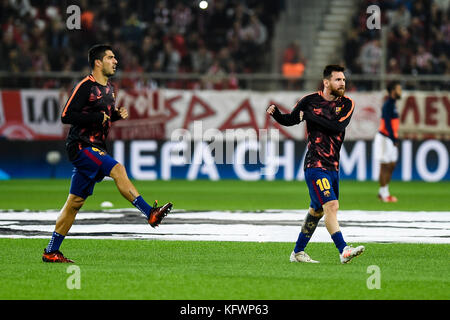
169;121;282;176
66;265;81;290
366;5;381;30
366;265;381;290
66;5;81;30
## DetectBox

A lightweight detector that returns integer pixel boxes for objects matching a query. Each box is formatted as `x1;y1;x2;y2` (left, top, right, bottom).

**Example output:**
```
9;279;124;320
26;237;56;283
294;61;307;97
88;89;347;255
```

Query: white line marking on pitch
0;210;449;243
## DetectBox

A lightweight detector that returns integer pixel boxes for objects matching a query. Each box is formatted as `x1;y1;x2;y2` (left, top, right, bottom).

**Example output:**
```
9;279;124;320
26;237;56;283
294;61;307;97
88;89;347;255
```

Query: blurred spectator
344;28;362;74
415;45;434;73
155;42;181;74
191;44;213;74
387;57;402;74
388;4;411;28
282;48;305;77
139;35;159;72
202;58;227;89
245;13;268;46
281;41;306;90
358;39;382;74
171;2;192;35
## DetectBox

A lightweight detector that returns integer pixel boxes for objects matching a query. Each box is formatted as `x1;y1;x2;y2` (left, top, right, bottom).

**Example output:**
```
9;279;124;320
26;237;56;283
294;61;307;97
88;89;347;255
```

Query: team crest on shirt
324;190;331;197
92;147;105;156
335;105;343;115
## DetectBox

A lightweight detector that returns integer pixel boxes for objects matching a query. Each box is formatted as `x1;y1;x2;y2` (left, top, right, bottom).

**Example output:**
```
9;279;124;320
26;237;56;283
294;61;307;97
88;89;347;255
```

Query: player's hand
266;104;276;115
300;111;304;122
117;107;128;119
102;112;110;124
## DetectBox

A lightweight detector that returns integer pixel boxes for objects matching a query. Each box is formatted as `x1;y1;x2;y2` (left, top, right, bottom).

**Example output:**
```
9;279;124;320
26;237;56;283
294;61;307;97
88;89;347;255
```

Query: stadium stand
0;0;284;89
343;0;449;90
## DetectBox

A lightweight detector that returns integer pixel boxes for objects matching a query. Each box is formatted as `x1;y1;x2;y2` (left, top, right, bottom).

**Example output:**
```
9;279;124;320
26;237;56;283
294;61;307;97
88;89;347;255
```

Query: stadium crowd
344;0;449;89
0;0;283;89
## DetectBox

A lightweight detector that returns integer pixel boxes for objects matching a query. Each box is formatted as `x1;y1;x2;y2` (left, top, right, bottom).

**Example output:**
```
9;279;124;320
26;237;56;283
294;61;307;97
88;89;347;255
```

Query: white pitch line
0;210;449;244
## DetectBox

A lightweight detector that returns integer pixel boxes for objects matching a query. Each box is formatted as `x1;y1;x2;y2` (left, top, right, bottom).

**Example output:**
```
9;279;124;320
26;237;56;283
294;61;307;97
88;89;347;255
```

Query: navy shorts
304;168;339;211
69;147;118;199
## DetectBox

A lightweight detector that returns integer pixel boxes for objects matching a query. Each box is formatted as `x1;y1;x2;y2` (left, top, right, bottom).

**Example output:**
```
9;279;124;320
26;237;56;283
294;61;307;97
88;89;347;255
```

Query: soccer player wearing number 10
267;65;365;264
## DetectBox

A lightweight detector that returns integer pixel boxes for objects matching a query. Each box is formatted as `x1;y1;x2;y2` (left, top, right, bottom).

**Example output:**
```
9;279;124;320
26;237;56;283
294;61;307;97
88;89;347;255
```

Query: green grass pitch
0;179;449;300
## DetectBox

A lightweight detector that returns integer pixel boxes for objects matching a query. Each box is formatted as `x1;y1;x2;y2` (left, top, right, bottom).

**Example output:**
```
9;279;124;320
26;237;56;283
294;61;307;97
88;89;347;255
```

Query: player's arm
61;81;104;125
266;99;306;126
303;98;355;133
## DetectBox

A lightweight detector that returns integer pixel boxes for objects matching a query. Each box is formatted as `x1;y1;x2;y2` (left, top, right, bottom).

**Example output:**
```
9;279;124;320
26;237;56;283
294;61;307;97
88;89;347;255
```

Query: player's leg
290;206;322;263
43;194;85;262
54;194;85;236
108;162;172;227
323;172;364;263
290;168;330;263
42;169;93;263
294;207;323;253
324;201;365;264
379;162;393;197
109;162;141;202
323;199;348;253
376;134;398;202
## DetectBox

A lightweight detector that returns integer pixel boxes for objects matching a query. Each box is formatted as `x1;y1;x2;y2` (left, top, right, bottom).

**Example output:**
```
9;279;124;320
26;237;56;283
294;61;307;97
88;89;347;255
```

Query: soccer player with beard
374;81;402;202
42;44;173;263
266;65;365;264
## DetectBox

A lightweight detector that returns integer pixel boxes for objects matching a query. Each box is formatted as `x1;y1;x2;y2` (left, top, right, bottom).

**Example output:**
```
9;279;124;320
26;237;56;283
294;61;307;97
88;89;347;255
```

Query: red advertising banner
0;89;448;141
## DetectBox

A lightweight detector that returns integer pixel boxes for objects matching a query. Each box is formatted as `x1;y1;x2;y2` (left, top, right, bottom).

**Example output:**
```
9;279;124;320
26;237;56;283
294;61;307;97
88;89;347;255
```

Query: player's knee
324;200;339;213
68;195;85;212
309;207;324;218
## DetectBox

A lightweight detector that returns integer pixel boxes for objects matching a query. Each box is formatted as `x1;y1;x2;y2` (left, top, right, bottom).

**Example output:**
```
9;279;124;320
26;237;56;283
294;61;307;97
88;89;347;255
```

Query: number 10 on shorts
316;178;330;191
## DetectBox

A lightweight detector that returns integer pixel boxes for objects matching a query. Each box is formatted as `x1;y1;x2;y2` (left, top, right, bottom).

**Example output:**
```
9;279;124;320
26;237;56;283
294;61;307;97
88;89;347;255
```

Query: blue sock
132;195;152;219
45;231;65;253
294;232;311;253
331;231;347;254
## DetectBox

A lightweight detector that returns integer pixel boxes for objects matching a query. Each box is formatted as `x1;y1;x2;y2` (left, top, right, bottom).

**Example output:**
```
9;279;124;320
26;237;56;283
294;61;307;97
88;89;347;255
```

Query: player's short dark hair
387;81;401;93
88;44;113;69
323;65;345;79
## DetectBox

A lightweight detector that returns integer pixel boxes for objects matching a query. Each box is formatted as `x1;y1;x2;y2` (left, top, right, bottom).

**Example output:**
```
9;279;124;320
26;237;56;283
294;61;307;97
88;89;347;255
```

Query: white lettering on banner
340;141;367;181
113;141;125;165
187;142;220;180
264;140;294;181
371;140;380;181
161;141;189;180
401;140;413;181
295;148;308;181
20;90;63;137
233;140;261;181
115;140;450;181
130;141;157;180
416;140;449;182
